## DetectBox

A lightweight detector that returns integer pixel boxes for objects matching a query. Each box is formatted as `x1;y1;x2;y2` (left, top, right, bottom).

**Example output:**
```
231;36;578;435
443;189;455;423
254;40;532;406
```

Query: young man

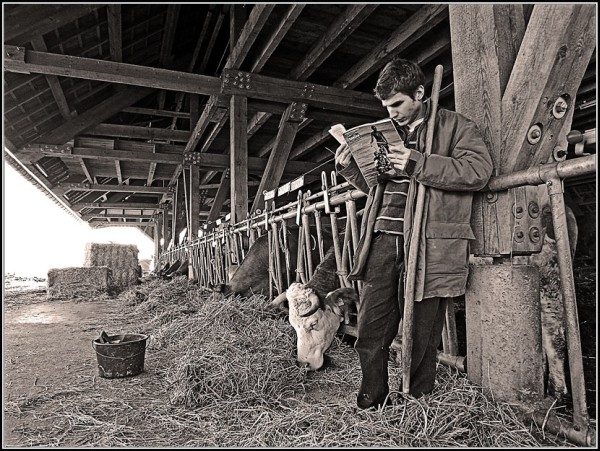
335;59;493;409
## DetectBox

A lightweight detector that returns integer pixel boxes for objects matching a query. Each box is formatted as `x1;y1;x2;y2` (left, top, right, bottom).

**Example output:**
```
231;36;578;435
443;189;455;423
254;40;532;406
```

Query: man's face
381;86;424;126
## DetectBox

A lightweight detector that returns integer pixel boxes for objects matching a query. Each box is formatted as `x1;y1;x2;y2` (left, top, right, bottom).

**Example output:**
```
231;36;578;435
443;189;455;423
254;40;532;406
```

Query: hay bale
84;243;139;291
47;267;112;300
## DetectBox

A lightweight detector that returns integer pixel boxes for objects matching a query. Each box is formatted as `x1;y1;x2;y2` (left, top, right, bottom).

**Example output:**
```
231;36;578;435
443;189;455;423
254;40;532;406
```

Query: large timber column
450;4;595;405
230;95;248;224
162;204;171;251
171;174;187;249
154;212;163;271
188;164;200;280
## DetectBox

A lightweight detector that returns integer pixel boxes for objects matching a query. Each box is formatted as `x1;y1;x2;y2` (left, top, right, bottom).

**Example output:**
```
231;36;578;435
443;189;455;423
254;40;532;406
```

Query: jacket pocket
424;222;473;275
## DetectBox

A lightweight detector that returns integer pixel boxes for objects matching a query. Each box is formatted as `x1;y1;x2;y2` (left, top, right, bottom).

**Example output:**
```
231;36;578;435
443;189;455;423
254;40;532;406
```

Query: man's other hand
388;141;411;172
335;143;352;168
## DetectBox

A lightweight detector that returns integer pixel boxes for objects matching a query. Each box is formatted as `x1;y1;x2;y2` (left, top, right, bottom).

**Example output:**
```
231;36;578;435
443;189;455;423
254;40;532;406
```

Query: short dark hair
374;58;425;101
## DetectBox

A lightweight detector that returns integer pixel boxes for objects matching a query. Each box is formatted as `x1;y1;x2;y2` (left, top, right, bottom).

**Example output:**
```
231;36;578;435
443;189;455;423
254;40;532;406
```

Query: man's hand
387;141;411;173
335;143;352;168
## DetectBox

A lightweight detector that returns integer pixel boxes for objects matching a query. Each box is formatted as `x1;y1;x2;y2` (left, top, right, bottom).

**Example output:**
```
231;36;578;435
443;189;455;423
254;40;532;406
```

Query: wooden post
450;4;595;403
172;175;187;247
188;165;200;280
162;206;171;251
230;95;248;224
154;213;163;271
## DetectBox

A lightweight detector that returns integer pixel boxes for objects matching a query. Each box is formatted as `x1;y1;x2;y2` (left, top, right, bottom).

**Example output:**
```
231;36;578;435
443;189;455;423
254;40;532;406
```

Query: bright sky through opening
4;161;154;278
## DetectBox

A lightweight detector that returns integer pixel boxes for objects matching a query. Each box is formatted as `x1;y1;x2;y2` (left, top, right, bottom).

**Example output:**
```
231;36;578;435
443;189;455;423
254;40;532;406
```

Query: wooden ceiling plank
123;107;190;119
4;4;103;44
57;182;170;195
251;4;305;73
29;36;74;121
335;4;449;89
35;86;154;145
84;124;190;142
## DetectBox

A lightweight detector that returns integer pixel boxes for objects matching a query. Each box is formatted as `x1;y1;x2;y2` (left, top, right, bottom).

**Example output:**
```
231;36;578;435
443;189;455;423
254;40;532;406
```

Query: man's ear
414;85;425;101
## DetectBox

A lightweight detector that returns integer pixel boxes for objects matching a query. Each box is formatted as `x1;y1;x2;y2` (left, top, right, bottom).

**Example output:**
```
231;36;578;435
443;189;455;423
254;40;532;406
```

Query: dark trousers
355;232;446;400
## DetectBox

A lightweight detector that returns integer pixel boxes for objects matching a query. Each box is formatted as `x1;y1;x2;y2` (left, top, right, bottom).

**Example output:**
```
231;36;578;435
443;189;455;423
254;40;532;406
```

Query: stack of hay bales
84;243;139;292
47;267;112;300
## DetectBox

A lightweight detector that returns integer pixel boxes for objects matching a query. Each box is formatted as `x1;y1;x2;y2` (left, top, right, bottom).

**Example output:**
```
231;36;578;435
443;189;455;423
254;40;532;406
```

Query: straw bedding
7;277;580;447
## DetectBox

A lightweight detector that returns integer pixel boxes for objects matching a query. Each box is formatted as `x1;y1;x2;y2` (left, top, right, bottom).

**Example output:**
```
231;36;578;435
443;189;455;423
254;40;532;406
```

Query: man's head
375;58;425;126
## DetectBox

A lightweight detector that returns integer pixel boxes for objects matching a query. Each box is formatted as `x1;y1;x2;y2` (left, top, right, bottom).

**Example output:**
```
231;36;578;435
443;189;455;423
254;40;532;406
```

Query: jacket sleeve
405;115;493;191
337;159;370;194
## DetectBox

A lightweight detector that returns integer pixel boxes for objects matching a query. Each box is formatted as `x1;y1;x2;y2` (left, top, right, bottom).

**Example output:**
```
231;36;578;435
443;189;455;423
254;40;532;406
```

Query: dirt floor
2;276;594;447
3;291;148;446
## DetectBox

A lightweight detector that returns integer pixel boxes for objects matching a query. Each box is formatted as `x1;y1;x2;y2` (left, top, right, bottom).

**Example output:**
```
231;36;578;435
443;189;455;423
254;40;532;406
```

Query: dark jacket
339;106;493;301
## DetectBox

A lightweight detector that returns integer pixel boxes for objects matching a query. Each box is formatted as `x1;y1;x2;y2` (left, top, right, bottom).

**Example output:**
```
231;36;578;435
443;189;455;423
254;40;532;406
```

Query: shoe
356;393;392;410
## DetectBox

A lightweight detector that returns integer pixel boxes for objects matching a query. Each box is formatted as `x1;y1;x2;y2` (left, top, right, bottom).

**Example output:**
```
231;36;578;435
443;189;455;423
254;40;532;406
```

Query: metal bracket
287;102;308;123
222;69;251;94
5;45;30;74
183;152;201;166
300;83;316;100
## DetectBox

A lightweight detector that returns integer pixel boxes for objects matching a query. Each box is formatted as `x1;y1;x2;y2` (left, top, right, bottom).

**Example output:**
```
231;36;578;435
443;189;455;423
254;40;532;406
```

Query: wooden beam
291;5;376;80
4;4;102;44
221;69;384;117
56;182;170;195
29;36;73;120
28;142;317;174
85;124;191;142
159;5;181;67
115;160;123;184
185;5;274;155
35;86;153;145
75;202;161;210
258;118;312;157
289;130;332;160
450;5;504;173
207;170;230;222
147;163;157;186
157;5;181;110
92;220;155;229
251;103;306;213
230;95;248;224
501;4;596;173
123;107;190;119
335;4;449;89
188;165;201;246
251;4;305;72
4;46;222;96
225;5;275;70
83;213;155;221
245;4;374;146
29;144;183;165
450;4;523;257
79;158;94;184
198;11;225;74
107;5;122;63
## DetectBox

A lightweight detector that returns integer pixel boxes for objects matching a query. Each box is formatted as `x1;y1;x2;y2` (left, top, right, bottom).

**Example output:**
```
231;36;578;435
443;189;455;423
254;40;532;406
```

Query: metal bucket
92;333;148;378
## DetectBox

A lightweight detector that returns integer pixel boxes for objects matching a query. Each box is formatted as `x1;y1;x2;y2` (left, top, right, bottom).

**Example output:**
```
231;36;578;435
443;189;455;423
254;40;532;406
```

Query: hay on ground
7;278;585;447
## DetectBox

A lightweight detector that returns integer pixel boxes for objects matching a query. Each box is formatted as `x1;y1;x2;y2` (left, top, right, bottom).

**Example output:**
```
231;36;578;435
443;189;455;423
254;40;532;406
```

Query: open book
329;118;403;189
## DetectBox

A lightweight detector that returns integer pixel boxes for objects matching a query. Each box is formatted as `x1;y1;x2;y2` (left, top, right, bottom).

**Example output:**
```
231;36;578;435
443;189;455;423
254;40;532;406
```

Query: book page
343;118;403;189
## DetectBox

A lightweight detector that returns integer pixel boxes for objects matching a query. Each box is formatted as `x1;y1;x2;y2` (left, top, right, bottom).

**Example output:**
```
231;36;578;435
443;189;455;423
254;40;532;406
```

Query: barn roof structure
3;4;596;243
